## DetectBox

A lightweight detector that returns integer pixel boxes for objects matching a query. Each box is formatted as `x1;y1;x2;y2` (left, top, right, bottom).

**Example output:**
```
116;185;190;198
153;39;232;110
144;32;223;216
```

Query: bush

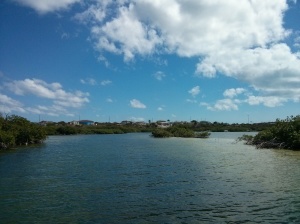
152;129;173;138
0;114;47;150
195;131;211;138
152;127;210;138
239;115;300;150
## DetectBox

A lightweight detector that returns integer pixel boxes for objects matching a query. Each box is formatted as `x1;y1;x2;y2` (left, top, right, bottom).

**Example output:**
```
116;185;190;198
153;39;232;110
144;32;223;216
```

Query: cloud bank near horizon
1;78;89;116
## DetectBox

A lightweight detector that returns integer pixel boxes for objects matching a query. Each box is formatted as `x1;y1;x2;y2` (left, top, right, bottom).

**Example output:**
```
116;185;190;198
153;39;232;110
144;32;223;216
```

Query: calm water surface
1;132;300;223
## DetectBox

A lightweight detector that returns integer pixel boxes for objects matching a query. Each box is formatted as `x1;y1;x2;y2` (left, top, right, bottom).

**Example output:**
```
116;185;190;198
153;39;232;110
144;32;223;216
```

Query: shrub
240;115;300;150
0;114;47;150
152;129;173;138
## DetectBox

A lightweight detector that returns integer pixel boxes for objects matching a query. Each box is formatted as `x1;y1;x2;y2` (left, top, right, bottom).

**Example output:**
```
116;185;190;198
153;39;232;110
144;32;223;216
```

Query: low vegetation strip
152;127;210;138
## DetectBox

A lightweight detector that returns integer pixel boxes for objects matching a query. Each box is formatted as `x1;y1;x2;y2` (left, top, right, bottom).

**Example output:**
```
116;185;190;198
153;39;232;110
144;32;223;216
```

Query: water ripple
0;133;300;223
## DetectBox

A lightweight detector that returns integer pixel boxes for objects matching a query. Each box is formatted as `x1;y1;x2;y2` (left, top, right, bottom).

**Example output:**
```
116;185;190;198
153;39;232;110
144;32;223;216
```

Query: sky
0;0;299;124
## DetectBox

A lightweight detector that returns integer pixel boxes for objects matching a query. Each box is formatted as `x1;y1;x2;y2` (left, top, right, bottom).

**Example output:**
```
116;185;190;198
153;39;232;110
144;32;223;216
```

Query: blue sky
0;0;299;123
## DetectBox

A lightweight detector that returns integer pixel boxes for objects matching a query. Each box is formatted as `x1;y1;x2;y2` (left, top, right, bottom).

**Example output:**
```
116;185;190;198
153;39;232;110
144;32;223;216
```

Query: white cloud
130;99;146;109
294;35;300;48
203;99;239;111
14;0;81;14
86;0;288;58
106;98;113;103
157;105;166;111
0;93;26;113
223;88;246;98
196;44;300;101
80;78;112;86
90;3;162;61
153;71;166;81
0;91;80;116
80;78;97;85
74;2;107;24
100;80;112;86
186;99;197;104
5;78;89;109
188;86;200;97
245;96;287;107
129;116;145;122
77;0;299;107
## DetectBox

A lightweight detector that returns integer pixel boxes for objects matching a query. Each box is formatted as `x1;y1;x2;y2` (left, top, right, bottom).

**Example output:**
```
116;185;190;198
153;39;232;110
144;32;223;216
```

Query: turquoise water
1;133;300;223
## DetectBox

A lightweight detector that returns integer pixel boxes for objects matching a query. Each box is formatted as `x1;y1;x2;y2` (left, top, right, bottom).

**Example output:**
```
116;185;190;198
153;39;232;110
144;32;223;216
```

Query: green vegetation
43;122;153;135
238;115;300;150
0;114;47;150
152;126;210;138
2;113;298;150
181;120;273;132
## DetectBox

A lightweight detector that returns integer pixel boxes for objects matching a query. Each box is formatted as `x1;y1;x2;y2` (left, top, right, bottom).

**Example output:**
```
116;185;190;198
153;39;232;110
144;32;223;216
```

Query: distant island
1;114;299;150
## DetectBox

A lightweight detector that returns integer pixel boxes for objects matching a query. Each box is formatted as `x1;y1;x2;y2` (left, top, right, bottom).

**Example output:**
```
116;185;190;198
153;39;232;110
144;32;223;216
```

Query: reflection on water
0;133;299;223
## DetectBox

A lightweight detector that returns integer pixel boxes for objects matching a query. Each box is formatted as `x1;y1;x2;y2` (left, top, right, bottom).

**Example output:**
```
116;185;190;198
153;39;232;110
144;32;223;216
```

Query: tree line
1;114;299;150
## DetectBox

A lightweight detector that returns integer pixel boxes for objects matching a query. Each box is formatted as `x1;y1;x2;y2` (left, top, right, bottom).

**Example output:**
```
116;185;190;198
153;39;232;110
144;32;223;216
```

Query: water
0;132;300;223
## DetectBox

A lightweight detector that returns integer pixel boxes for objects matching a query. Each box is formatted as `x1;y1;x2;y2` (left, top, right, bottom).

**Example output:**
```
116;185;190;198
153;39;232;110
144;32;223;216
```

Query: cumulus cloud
85;0;289;58
80;78;112;86
13;0;81;14
157;106;165;111
100;80;112;86
188;86;200;97
153;71;166;81
0;93;26;113
80;78;97;85
0;92;78;116
223;88;246;98
3;78;89;116
203;87;289;110
26;104;75;117
196;44;300;100
74;1;109;24
130;99;146;109
76;0;299;107
245;95;287;107
90;2;163;61
204;99;239;111
294;35;300;48
186;99;197;104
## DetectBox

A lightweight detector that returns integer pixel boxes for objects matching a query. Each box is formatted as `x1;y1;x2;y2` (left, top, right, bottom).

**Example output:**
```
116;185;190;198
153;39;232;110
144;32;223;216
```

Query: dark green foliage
44;122;154;136
0;114;47;150
151;129;173;138
238;115;300;150
56;126;78;135
168;120;274;132
169;127;195;137
152;126;210;138
195;131;211;138
237;135;254;145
